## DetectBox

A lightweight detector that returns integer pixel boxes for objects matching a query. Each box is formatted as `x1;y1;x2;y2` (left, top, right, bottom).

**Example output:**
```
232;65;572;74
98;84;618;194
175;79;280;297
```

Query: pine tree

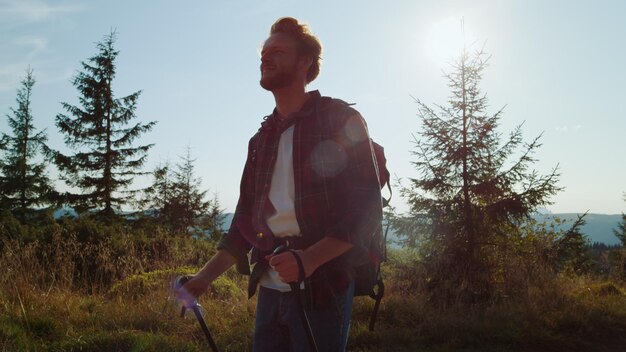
613;193;626;245
0;68;56;221
167;147;212;233
53;31;156;219
615;215;626;245
612;194;626;279
400;47;561;302
197;193;226;241
556;213;593;274
140;149;223;235
138;161;173;218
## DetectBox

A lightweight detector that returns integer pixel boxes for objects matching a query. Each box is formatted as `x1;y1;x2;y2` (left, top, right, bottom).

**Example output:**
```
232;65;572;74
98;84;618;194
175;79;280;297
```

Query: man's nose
261;51;275;63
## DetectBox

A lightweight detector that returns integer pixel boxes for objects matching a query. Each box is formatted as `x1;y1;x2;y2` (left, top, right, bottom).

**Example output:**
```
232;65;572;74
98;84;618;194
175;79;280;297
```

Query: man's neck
272;86;309;119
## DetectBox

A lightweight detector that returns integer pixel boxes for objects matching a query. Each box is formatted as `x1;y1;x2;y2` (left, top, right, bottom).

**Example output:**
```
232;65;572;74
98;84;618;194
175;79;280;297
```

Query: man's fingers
179;276;206;299
278;269;298;283
277;265;297;276
268;252;291;267
184;285;198;297
271;253;297;272
267;252;300;283
279;274;296;283
267;251;307;283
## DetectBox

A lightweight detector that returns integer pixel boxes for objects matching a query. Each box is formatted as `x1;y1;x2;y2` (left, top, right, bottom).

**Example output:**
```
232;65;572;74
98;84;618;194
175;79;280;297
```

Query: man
180;17;383;351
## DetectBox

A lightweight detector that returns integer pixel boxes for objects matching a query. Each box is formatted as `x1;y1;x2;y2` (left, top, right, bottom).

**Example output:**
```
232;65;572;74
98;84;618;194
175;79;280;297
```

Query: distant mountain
221;212;623;246
221;213;235;231
533;213;623;246
53;207;78;219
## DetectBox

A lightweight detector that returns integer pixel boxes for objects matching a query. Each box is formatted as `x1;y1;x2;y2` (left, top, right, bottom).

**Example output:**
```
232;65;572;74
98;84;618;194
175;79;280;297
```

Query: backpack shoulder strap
371;141;392;207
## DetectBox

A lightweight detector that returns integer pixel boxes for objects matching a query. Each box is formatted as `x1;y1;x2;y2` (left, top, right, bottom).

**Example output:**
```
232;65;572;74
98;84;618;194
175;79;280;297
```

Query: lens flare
310;140;347;178
343;114;368;145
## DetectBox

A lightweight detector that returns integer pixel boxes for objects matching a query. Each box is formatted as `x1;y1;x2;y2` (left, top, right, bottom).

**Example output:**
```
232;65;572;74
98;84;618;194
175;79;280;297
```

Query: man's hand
175;249;237;305
266;237;354;284
178;275;210;297
267;250;316;283
176;275;210;308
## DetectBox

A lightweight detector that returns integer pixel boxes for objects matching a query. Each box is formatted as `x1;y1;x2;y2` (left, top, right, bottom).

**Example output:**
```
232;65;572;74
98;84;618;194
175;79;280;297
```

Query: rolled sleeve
217;226;251;275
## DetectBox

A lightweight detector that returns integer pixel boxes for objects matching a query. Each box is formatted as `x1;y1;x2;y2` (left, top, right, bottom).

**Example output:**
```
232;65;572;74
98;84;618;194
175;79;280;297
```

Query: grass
3;266;626;351
2;223;626;351
1;268;255;351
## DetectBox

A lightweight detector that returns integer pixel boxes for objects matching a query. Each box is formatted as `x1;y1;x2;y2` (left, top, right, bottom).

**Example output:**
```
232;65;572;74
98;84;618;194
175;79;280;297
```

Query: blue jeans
253;281;355;352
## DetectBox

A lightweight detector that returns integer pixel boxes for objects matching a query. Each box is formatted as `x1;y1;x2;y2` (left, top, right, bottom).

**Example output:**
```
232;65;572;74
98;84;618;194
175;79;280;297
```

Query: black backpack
317;96;391;330
352;139;391;331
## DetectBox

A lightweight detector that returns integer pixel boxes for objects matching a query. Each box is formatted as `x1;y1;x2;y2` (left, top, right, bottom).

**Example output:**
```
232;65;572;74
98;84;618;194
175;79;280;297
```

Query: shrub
1;217;218;294
108;267;197;299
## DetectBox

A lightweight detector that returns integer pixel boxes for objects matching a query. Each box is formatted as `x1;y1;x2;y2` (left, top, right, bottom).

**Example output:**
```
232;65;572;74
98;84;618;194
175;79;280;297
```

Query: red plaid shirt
218;91;383;304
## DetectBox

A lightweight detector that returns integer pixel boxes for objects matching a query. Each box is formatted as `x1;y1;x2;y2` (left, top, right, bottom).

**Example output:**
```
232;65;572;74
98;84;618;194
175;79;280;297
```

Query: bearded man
180;17;383;352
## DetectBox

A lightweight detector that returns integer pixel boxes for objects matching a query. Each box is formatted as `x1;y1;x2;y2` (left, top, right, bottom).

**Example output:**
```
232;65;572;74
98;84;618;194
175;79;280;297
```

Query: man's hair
270;17;322;83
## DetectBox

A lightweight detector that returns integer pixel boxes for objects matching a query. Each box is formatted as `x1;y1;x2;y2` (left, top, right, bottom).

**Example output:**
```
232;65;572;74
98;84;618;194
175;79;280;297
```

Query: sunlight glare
425;16;477;65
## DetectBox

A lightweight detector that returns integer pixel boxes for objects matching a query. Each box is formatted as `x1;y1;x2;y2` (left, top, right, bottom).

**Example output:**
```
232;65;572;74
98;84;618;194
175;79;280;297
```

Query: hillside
221;212;623;246
534;213;623;245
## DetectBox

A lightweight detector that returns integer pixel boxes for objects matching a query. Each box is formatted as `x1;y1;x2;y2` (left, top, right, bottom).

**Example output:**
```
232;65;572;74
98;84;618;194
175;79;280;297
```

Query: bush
573;281;623;298
108;267;197;299
1;217;218;294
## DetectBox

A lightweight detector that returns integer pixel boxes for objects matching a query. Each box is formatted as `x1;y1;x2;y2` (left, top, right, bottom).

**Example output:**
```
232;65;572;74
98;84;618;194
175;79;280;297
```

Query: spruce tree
168;147;212;233
613;194;626;279
616;214;626;246
0;68;56;221
138;161;173;218
556;213;592;274
400;48;561;301
140;149;223;235
54;31;156;218
613;194;626;245
197;193;226;241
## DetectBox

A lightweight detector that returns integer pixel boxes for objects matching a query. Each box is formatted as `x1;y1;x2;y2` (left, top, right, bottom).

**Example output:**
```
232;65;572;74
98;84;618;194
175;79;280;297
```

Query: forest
2;32;626;351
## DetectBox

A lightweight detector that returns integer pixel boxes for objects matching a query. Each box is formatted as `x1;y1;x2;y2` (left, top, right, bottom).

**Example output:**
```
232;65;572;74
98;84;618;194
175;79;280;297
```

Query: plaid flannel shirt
218;90;383;306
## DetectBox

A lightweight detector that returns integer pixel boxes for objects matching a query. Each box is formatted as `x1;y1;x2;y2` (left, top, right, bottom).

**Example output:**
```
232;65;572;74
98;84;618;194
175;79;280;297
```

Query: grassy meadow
2;218;626;351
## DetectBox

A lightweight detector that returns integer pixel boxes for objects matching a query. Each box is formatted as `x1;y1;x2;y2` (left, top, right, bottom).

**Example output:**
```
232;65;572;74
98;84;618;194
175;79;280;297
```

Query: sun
424;16;476;65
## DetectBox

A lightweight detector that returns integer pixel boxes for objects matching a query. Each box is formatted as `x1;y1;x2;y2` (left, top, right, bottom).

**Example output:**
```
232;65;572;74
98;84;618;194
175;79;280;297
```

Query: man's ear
297;56;313;74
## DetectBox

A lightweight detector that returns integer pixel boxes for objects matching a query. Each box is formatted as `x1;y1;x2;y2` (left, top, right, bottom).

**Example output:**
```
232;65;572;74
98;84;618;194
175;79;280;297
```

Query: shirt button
257;232;264;239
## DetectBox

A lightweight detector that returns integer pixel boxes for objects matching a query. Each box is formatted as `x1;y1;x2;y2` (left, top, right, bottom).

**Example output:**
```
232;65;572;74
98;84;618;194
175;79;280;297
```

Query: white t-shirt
260;125;303;292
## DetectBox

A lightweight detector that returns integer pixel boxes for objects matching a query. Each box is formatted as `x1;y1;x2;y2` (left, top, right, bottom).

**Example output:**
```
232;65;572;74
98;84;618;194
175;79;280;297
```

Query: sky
1;0;625;215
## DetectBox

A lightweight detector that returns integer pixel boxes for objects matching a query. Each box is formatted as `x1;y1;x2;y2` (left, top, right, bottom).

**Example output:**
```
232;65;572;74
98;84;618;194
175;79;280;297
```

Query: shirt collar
261;90;321;132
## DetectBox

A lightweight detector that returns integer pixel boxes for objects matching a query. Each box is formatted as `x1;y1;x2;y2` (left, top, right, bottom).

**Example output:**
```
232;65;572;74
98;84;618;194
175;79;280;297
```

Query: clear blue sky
1;0;624;215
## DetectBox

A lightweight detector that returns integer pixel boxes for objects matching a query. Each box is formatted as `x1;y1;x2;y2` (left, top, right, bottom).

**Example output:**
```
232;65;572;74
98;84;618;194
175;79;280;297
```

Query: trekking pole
368;278;385;331
273;245;319;352
368;219;390;332
175;276;220;352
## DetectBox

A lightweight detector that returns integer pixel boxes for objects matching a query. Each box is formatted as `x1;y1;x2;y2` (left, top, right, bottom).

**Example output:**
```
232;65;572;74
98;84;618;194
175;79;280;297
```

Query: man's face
259;32;305;91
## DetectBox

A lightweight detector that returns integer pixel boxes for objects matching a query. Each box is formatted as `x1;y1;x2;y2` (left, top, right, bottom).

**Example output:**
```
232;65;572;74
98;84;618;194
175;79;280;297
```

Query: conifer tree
616;215;626;246
612;194;626;279
613;194;626;245
53;31;156;218
138;161;173;218
167;147;212;233
140;149;223;235
556;213;592;274
0;68;56;221
400;47;561;301
197;193;226;240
